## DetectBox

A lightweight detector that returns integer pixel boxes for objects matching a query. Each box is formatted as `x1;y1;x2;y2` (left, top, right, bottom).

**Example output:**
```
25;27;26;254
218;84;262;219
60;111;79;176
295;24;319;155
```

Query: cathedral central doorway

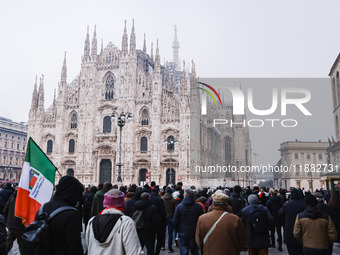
139;168;147;187
100;159;112;184
166;168;175;186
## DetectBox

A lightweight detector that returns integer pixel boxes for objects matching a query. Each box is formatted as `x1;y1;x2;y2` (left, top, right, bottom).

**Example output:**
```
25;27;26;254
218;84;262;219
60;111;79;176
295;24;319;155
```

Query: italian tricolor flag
15;137;56;226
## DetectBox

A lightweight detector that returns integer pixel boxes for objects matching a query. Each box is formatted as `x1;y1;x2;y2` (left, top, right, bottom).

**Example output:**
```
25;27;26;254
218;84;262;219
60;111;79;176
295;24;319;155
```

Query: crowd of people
0;178;340;255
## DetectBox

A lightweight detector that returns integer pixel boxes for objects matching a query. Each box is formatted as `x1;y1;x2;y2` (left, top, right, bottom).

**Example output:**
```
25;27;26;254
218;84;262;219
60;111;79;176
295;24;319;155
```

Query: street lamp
164;136;178;185
111;112;132;183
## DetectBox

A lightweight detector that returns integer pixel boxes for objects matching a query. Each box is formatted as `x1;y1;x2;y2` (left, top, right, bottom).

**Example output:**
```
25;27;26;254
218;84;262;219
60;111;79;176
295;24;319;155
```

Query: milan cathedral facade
28;21;252;187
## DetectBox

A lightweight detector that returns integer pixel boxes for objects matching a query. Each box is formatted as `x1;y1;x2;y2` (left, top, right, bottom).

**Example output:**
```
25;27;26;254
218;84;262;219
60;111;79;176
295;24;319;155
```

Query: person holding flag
15;137;57;226
15;138;84;254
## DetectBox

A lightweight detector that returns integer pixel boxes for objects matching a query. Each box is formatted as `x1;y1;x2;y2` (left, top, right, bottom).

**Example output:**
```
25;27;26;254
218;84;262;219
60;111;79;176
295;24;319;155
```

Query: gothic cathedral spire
30;76;38;110
38;75;45;111
84;25;90;61
155;39;160;73
129;19;136;55
122;20;128;56
151;42;154;61
91;25;97;61
172;24;180;68
61;51;67;84
143;33;146;54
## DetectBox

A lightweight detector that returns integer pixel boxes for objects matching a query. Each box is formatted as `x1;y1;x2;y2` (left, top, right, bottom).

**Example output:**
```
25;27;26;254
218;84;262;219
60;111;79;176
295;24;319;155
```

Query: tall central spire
172;24;180;67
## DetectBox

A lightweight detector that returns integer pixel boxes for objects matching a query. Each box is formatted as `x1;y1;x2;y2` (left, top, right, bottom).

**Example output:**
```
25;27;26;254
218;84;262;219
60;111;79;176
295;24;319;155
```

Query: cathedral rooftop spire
129;19;136;55
84;25;90;61
143;33;147;54
38;75;45;109
155;39;160;73
91;25;97;60
172;24;180;67
122;20;128;56
31;76;38;110
61;51;67;83
151;42;154;61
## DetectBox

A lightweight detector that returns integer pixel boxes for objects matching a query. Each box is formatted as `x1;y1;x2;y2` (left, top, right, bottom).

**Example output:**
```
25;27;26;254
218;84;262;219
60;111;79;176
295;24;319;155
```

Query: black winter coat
0;214;7;255
83;191;95;227
0;187;13;214
150;192;166;232
3;191;25;230
134;198;161;241
228;192;246;216
266;195;284;226
36;176;84;255
173;197;203;239
278;199;305;246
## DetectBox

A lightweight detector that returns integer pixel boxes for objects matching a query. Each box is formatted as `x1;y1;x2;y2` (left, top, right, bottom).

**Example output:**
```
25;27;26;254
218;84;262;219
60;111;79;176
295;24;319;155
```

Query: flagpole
28;137;62;178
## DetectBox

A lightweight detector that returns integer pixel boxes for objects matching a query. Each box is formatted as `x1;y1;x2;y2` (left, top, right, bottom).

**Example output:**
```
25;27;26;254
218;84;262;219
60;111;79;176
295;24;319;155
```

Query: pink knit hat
103;189;125;208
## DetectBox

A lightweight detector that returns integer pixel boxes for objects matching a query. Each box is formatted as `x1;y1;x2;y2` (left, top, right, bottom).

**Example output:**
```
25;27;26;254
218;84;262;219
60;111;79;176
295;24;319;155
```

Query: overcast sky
1;1;339;165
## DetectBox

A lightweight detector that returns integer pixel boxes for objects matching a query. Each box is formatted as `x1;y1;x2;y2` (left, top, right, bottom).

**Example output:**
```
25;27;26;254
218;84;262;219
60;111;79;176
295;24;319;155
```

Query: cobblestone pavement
8;233;340;255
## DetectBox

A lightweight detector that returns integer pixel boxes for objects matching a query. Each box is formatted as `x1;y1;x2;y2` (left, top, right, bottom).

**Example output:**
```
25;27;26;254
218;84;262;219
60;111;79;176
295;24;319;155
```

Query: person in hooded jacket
293;194;337;255
36;175;84;255
134;192;161;255
266;189;284;251
125;190;142;217
86;189;142;255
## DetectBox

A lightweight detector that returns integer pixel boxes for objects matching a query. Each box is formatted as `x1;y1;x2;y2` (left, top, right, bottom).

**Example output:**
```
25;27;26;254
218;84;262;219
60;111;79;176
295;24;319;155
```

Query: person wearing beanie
294;195;337;255
241;194;273;255
278;188;305;254
35;176;84;255
196;192;247;255
86;189;142;255
134;192;161;255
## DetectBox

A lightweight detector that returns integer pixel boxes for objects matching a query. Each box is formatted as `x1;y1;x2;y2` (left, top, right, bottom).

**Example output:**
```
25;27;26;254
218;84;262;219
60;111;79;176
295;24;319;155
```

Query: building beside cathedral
0;117;27;182
28;21;252;187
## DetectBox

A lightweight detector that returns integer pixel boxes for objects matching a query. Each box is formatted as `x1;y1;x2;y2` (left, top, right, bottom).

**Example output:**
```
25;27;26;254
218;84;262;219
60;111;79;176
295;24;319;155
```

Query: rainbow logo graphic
196;82;223;107
196;82;223;115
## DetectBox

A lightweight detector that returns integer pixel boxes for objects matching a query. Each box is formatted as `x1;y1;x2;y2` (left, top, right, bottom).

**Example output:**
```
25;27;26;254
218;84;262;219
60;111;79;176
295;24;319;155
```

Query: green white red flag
15;137;56;226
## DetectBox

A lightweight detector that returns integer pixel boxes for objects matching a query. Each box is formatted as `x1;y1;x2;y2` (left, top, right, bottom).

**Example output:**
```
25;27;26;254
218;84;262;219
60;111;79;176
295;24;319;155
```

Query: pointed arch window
47;140;53;154
141;137;148;152
141;109;149;125
69;139;75;153
103;116;112;133
70;113;77;129
105;74;114;99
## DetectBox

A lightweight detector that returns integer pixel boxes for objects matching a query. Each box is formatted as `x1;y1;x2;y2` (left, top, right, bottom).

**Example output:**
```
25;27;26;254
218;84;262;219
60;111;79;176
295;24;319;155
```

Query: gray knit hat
248;194;259;204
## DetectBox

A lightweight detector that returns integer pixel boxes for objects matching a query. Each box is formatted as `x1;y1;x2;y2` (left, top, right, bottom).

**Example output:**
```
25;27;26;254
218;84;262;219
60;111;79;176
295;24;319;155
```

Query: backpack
132;210;144;230
21;204;77;255
248;205;269;235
